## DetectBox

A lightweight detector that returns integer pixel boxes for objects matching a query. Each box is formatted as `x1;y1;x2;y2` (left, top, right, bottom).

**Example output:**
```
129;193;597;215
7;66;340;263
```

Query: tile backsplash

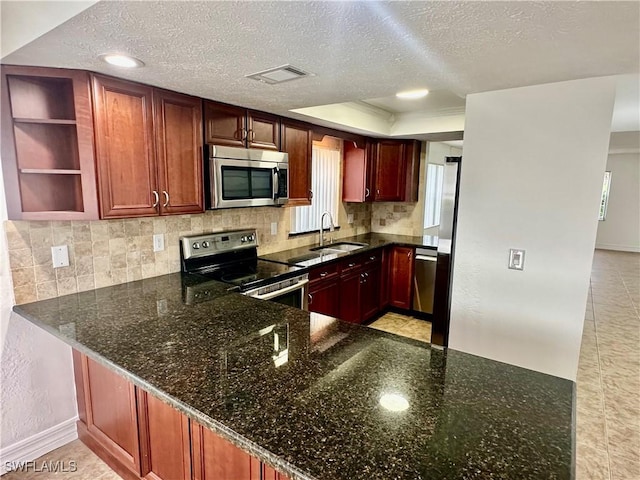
5;203;371;304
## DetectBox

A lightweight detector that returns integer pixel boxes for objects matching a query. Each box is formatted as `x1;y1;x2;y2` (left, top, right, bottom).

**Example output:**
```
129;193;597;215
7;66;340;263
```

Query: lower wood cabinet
339;269;362;324
388;246;415;309
72;350;289;480
308;277;340;318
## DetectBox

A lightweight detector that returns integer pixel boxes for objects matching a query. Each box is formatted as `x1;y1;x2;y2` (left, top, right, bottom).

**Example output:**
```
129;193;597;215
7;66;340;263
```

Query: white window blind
290;146;341;234
424;163;444;228
598;171;612;221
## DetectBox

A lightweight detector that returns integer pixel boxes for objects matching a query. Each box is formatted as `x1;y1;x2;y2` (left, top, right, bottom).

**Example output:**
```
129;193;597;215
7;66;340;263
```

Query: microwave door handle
273;166;280;200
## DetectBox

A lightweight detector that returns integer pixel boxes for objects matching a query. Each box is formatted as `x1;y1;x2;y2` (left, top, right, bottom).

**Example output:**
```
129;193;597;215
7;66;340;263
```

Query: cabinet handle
348;262;356;268
309;190;313;200
162;191;170;207
365;272;369;278
408;251;413;259
152;190;159;208
365;188;370;198
369;256;376;261
308;293;313;304
377;189;380;195
320;272;328;277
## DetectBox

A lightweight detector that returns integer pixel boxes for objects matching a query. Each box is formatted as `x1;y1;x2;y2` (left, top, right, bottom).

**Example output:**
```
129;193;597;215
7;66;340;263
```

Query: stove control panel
181;229;259;260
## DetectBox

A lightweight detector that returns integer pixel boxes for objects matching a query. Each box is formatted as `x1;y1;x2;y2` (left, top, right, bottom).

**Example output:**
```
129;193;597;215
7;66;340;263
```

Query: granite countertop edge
13;306;317;480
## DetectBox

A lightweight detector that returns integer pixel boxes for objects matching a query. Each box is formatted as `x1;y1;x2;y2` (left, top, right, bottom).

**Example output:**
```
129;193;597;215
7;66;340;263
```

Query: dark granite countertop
260;232;439;268
14;273;574;480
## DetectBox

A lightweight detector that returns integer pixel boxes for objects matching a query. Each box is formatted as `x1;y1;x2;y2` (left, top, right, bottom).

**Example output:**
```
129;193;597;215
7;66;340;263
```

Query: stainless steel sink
288;253;321;264
309;242;368;253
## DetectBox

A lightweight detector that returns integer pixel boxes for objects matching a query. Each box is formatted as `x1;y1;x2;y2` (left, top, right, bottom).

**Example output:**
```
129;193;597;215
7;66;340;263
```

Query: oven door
211;157;287;208
244;277;309;311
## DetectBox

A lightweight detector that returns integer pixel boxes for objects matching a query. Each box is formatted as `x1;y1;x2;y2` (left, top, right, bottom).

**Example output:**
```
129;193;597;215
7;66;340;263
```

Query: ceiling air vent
245;64;312;85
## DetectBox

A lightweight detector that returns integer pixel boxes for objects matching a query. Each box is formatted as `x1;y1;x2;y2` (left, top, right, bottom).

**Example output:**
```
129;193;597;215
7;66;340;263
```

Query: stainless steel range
180;229;309;310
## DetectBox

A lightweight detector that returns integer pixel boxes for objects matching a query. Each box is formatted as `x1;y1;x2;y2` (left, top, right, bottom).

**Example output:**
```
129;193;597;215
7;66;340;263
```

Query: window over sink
290;143;341;234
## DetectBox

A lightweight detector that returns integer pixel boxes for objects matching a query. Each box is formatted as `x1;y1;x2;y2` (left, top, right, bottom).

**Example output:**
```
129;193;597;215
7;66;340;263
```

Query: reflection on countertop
14;272;573;480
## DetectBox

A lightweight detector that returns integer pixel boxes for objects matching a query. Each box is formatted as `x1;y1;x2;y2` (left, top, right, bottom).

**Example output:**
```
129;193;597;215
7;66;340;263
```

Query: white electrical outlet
153;234;165;252
347;213;354;224
271;222;278;235
508;249;525;270
51;245;69;268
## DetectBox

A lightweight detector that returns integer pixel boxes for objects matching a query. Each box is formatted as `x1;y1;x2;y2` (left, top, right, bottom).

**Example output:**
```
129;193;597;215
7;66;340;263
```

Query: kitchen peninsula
14;272;575;480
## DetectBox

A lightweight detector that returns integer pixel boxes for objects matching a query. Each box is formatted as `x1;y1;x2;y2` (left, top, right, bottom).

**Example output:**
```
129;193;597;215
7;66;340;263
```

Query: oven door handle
250;278;309;301
273;166;280;201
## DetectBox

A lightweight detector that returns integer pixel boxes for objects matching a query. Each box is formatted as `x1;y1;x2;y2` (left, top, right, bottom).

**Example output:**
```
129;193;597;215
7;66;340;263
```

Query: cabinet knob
348;262;356;268
320;272;328;277
162;190;170;207
309;190;313;200
365;188;370;198
152;190;159;208
377;189;380;195
369;256;376;261
408;251;413;259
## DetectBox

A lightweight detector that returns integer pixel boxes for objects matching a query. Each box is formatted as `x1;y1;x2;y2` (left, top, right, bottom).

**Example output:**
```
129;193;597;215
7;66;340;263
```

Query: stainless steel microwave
207;145;289;209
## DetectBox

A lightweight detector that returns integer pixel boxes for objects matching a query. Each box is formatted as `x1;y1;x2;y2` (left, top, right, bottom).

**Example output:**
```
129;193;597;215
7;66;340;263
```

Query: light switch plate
509;249;525;270
51;245;69;268
153;234;165;252
347;213;354;224
271;222;278;235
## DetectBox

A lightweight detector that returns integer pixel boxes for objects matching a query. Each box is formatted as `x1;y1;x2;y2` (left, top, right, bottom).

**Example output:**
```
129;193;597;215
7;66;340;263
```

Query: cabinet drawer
340;256;363;275
363;249;382;267
309;263;338;282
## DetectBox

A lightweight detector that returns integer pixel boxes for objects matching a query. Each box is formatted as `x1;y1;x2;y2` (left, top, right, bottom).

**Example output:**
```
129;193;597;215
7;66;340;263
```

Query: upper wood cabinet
204;101;279;150
280;119;312;206
342;139;421;203
92;75;203;218
0;66;99;220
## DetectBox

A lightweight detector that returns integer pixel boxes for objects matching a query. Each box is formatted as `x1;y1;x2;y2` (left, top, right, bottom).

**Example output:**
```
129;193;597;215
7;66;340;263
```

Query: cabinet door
1;66;99;220
138;391;191;480
247;110;280;150
342;140;374;202
191;422;262;480
361;265;381;322
154;89;204;215
281;120;312;206
373;140;406;202
389;247;415;309
339;271;362;324
203;101;246;147
92;74;158;218
309;279;340;318
262;464;291;480
79;354;142;476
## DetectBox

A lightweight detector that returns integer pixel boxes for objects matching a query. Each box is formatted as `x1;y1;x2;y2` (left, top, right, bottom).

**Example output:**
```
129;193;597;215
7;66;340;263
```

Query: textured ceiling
3;1;639;133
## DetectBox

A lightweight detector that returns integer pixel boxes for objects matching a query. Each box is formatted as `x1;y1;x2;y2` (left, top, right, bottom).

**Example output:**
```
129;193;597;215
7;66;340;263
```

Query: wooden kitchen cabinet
373;140;406;201
342;139;420;203
339;269;362;324
192;422;270;480
204;101;280;150
309;277;340;318
281;119;313;206
388;246;415;309
92;75;203;218
0;66;99;220
361;253;382;321
137;390;191;480
73;351;142;480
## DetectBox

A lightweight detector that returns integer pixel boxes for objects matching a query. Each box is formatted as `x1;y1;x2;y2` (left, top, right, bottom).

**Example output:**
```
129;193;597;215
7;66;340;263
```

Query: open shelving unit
1;66;99;220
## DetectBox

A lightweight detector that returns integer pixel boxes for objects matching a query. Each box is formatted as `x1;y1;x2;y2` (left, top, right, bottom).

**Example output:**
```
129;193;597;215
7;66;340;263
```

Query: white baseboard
0;416;78;475
595;243;640;253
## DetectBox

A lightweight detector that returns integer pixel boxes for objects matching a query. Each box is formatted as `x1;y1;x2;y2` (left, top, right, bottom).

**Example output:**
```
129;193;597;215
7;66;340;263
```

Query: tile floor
368;311;432;343
2;249;637;479
1;440;119;479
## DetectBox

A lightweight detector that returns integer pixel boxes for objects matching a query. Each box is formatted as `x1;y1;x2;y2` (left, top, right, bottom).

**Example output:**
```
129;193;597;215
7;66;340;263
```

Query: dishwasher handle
415;255;437;262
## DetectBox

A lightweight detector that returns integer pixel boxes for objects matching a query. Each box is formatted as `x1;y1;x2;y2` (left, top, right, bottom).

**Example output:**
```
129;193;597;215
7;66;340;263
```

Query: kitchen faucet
319;211;335;247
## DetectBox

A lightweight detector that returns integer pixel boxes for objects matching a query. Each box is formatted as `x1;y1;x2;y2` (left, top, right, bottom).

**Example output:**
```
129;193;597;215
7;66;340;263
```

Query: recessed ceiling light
99;54;145;68
379;393;409;412
396;89;429;100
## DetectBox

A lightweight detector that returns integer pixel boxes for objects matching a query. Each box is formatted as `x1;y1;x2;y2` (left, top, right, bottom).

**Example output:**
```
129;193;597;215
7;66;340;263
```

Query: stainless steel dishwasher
412;248;437;314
